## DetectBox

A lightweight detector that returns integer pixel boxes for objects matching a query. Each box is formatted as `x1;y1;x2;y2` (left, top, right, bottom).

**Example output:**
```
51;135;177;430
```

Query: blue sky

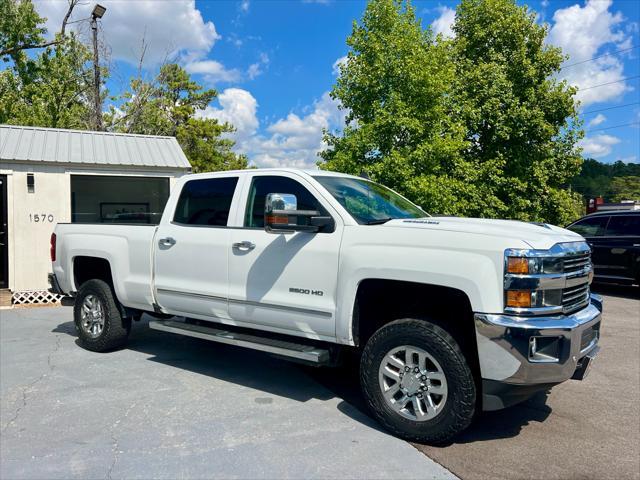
36;0;639;167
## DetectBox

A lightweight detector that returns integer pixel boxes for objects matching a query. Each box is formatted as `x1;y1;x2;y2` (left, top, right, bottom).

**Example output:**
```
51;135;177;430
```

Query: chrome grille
562;252;591;274
562;283;590;313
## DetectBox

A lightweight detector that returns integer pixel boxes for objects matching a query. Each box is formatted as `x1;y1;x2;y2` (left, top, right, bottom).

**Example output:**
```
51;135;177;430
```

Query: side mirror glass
266;193;297;212
264;193;332;233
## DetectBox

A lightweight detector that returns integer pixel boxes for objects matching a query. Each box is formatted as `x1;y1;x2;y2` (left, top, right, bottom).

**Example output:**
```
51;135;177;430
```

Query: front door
0;175;8;288
154;175;241;319
227;173;342;339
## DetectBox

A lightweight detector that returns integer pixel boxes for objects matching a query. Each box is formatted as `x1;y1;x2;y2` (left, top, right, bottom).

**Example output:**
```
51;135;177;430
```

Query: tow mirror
264;193;333;233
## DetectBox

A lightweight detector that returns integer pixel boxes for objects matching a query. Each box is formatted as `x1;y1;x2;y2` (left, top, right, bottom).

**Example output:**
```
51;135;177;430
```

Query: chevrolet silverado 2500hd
49;169;602;443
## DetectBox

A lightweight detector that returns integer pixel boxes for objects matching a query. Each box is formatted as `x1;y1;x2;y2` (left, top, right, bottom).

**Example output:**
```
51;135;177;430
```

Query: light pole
90;4;106;131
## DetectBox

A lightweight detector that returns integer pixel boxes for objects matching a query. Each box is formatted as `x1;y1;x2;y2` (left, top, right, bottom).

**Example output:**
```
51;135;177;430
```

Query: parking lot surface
311;286;640;480
414;286;640;480
0;307;454;480
1;286;638;480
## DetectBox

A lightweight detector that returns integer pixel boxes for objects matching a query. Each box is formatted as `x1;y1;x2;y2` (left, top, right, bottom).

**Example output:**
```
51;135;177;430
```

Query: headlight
504;243;592;315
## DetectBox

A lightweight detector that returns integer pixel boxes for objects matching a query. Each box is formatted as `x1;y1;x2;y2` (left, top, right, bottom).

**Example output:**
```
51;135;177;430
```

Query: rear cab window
604;215;640;236
173;177;239;226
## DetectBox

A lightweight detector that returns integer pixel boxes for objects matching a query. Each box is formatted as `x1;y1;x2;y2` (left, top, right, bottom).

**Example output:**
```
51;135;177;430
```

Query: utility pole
90;4;106;131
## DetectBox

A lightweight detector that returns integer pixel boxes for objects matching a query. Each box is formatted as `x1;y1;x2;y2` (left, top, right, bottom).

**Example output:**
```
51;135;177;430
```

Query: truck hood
382;217;583;250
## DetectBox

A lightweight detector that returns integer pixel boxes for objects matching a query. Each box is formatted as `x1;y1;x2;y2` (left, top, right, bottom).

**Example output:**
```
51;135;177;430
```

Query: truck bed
53;223;157;311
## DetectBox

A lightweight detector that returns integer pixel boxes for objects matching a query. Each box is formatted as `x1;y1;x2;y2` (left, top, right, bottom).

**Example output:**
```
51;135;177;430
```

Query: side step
148;319;331;365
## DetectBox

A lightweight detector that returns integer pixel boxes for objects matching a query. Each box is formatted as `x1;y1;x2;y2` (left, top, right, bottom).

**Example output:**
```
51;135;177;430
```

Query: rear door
599;215;640;281
153;174;243;319
227;173;342;339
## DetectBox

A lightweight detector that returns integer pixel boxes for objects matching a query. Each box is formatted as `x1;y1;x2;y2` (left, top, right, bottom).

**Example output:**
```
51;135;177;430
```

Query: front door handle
159;237;176;247
232;241;255;251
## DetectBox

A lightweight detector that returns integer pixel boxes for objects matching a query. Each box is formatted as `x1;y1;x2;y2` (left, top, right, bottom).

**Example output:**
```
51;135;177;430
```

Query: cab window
244;176;325;228
173;177;238;226
567;216;609;237
604;215;640;236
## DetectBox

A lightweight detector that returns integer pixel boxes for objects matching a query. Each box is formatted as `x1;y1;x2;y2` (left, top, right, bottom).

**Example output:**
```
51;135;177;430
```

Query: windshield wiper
365;218;393;225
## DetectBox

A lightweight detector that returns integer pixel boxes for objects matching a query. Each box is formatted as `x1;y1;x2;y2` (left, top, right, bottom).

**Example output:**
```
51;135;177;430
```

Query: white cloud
247;53;270;80
198;88;259;141
252;92;345;168
201;89;345;168
548;0;632;107
240;0;250;13
185;60;241;83
432;6;456;39
579;133;620;158
587;113;607;127
332;55;348;75
35;0;219;65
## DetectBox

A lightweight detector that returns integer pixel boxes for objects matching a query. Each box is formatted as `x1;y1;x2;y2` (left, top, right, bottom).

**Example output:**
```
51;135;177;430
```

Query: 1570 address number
29;213;55;223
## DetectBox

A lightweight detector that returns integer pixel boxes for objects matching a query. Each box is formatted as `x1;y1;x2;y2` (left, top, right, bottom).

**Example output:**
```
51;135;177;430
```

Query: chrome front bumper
475;294;602;410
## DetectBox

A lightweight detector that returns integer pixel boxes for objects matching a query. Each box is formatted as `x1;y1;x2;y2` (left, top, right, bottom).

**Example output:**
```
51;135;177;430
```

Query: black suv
567;211;640;286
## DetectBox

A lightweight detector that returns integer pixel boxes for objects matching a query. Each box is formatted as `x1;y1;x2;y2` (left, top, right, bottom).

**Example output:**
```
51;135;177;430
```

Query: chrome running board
149;319;331;364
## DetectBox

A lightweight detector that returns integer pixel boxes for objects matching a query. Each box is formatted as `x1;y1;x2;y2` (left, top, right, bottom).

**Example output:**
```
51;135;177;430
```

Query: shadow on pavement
53;315;553;444
591;283;639;300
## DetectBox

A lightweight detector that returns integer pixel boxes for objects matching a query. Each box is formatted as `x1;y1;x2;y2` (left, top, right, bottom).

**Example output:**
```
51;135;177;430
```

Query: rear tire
360;318;476;444
74;279;130;352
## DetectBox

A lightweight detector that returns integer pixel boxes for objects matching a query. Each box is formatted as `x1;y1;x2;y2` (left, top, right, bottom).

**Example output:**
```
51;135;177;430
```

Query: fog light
529;336;561;363
506;290;531;308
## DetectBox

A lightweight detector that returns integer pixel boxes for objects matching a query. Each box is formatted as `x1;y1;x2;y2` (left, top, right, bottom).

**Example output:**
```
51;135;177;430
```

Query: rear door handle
232;241;255;251
159;237;176;247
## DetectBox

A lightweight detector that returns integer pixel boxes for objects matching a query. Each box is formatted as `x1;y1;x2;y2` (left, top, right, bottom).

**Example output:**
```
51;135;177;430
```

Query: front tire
74;279;130;352
360;318;476;444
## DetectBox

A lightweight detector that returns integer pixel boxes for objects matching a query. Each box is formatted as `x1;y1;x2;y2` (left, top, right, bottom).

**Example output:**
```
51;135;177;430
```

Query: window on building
173;177;238;226
27;173;35;193
71;175;170;224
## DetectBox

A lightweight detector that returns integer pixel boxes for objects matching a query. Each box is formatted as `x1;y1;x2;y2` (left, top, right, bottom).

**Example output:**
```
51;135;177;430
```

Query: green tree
452;0;583;224
320;0;584;224
0;0;93;128
109;63;247;172
571;159;640;201
609;176;640;202
319;0;475;216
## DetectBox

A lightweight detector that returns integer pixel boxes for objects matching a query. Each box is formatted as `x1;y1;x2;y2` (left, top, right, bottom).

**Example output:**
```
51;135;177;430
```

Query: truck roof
183;168;365;181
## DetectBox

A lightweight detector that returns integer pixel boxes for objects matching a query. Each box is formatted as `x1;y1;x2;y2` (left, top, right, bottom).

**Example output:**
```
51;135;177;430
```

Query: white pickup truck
49;168;602;443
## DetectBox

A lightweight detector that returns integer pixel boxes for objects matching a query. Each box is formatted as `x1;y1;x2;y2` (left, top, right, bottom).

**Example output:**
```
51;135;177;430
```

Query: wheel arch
351;279;481;384
73;256;115;292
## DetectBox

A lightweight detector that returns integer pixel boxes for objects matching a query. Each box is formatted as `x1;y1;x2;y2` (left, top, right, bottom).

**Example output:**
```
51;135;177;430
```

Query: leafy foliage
0;0;93;128
571;159;640;201
1;0;247;173
320;0;585;225
609;177;640;202
107;64;247;172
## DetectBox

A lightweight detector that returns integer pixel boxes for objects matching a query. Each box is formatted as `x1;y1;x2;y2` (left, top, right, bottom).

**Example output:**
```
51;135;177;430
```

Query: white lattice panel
12;290;63;305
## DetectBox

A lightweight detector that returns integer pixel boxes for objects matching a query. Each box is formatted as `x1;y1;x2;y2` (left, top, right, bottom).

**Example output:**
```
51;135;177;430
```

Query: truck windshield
313;175;428;225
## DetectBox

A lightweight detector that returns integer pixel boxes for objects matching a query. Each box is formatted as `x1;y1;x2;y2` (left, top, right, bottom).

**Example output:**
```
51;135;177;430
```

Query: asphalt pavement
311;285;640;480
0;306;454;480
1;285;638;479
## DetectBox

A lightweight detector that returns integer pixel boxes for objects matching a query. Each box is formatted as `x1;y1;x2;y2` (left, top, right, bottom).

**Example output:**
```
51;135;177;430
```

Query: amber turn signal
507;257;529;274
506;290;532;308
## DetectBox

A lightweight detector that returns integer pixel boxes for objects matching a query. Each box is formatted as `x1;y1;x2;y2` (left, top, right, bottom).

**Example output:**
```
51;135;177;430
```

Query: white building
0;125;191;306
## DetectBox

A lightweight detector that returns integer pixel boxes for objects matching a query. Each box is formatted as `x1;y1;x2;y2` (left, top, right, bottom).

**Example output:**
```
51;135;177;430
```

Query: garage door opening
71;175;170;224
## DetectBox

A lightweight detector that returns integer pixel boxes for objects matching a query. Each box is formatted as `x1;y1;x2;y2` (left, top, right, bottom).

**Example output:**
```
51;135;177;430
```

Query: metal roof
0;124;191;170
